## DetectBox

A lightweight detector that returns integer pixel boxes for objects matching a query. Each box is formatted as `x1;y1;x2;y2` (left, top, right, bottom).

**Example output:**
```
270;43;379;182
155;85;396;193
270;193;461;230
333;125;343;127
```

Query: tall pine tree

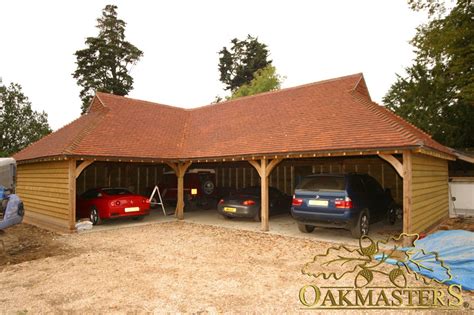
73;5;143;113
218;35;272;92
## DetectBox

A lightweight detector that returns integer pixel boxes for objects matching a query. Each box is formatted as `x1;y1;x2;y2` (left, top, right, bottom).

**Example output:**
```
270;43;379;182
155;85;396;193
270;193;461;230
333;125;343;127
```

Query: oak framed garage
13;73;457;235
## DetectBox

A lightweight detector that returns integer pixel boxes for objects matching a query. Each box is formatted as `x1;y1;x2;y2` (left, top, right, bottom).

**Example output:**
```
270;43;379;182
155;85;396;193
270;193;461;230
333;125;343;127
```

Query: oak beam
378;154;403;179
75;160;94;179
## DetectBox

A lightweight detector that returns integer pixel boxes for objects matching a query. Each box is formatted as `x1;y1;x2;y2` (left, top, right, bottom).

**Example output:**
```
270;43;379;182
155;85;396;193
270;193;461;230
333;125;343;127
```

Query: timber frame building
13;73;460;234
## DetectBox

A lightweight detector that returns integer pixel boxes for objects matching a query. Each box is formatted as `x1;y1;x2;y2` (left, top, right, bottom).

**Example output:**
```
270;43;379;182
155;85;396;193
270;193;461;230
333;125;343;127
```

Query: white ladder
148;185;167;216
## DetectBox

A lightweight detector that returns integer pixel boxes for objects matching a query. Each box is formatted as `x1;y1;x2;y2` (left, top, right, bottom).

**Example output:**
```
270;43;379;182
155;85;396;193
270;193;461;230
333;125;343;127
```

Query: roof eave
453;151;474;164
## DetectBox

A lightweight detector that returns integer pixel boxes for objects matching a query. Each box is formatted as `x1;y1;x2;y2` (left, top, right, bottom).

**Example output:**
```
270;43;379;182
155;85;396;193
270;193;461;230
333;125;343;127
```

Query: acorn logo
298;233;466;310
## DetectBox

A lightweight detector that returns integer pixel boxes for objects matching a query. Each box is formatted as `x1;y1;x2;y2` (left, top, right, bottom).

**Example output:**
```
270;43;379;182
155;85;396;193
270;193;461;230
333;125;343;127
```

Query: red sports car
77;188;150;225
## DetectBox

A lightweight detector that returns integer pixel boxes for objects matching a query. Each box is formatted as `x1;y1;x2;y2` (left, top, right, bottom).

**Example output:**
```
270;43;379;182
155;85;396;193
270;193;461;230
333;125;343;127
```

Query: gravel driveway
0;221;472;313
0;221;330;313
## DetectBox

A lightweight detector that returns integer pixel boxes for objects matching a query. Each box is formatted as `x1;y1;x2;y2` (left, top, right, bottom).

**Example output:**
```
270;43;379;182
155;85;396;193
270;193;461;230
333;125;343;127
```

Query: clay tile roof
13;73;454;162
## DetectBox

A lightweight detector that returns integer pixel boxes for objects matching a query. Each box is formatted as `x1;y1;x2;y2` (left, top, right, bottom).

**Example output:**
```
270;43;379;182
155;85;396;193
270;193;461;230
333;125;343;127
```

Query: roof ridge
96;92;187;111
192;73;364;110
95;73;363;112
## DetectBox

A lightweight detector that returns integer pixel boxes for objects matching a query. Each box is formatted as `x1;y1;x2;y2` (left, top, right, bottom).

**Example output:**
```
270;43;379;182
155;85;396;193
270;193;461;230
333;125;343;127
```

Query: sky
0;0;430;131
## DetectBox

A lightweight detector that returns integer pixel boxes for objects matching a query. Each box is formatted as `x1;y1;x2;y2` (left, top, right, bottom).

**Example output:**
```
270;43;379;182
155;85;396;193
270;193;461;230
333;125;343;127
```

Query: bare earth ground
0;218;473;314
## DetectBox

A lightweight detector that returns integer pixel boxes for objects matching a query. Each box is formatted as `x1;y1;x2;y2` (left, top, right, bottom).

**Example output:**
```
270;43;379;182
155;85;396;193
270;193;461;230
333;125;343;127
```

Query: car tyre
351;210;369;238
297;223;315;233
90;207;101;225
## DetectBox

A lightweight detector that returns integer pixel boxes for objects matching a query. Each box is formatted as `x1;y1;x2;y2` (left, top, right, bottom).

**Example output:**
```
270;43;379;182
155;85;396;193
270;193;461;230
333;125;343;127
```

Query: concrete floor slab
81;207;402;246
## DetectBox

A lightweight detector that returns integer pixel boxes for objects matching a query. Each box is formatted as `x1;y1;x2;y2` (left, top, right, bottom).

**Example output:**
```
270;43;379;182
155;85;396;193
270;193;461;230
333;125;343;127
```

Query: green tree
0;82;51;156
73;4;143;113
229;65;284;100
218;35;272;92
384;0;474;148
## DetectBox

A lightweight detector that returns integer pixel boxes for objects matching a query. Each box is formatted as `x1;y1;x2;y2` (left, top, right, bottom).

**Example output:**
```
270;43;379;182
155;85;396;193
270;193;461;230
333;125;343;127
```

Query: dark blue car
291;173;401;238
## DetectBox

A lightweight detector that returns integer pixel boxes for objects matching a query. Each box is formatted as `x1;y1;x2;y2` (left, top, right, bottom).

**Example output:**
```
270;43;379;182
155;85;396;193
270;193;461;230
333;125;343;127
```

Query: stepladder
148;185;167;216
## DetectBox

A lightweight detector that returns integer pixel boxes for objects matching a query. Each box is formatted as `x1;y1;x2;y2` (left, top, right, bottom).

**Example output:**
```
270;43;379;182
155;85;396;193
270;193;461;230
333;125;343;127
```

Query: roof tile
13;73;453;162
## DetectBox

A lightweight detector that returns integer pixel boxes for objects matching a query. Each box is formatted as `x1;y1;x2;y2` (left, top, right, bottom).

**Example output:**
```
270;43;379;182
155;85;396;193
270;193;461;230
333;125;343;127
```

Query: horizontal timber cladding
409;154;449;233
76;162;165;196
214;156;403;204
16;160;75;232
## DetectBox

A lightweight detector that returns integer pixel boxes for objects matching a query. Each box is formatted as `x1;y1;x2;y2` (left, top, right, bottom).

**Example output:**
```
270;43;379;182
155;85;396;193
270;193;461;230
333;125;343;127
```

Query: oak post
68;159;77;231
176;173;185;219
249;158;282;231
166;161;192;220
260;160;269;231
402;150;413;243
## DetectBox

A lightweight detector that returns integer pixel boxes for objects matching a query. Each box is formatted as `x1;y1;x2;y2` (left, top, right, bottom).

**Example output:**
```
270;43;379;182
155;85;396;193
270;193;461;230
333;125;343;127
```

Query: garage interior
73;153;397;223
72;154;407;239
76;156;402;206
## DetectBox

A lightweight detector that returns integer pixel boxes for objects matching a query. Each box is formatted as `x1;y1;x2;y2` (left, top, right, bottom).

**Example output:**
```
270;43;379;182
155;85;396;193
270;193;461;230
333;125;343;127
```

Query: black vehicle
217;186;291;221
291;173;401;238
160;169;218;210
